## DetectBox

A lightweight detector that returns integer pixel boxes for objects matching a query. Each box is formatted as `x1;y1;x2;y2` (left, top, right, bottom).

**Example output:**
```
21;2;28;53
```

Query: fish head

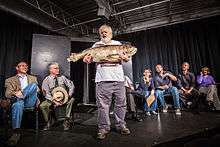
122;44;137;56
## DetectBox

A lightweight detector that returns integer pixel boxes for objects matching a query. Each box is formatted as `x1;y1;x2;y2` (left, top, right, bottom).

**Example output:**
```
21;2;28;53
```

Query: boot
208;101;216;111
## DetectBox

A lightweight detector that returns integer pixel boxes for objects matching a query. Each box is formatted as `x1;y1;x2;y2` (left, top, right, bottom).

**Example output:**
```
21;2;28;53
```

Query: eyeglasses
18;64;28;67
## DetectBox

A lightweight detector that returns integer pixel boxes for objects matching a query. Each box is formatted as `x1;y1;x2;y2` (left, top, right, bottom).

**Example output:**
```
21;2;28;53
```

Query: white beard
101;37;111;44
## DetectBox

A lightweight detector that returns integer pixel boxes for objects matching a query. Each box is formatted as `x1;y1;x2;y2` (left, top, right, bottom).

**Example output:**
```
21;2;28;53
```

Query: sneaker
162;105;168;113
119;127;131;135
187;101;192;106
7;133;21;146
43;122;51;131
175;109;181;115
152;111;158;115
146;112;151;116
162;109;168;113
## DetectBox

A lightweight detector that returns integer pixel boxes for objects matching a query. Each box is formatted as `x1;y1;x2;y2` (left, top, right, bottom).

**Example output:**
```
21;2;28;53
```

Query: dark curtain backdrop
0;10;54;97
0;10;52;79
71;41;94;103
117;15;220;83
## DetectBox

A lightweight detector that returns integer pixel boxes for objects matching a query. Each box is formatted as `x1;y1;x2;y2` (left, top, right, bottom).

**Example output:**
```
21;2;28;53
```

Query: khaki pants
40;98;74;122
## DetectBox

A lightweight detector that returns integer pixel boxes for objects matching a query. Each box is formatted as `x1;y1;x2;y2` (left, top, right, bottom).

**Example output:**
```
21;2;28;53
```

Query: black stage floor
1;110;220;147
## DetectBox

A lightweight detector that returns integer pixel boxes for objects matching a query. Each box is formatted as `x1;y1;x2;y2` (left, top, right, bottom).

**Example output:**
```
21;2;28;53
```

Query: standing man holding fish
83;24;131;140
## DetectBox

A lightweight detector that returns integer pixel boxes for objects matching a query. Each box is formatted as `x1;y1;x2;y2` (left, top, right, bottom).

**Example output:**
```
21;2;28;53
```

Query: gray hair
48;62;59;69
182;62;189;67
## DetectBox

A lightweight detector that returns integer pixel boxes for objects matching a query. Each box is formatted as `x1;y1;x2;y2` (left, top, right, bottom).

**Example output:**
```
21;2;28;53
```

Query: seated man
137;68;157;116
197;67;220;110
40;62;75;131
154;64;181;115
177;62;200;109
5;61;39;146
124;76;143;122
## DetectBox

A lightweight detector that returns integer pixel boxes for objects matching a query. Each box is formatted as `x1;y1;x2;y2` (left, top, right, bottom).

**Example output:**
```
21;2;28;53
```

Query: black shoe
131;114;143;122
136;117;143;122
208;101;216;111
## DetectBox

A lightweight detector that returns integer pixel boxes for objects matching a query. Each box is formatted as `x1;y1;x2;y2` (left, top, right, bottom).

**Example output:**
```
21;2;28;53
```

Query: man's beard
101;37;111;44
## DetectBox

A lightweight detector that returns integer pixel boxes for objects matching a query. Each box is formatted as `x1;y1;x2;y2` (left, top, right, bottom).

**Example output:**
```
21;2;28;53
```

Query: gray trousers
96;81;127;133
125;87;136;113
199;85;220;110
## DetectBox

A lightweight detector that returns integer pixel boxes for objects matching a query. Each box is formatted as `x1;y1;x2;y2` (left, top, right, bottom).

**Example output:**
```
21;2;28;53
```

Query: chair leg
35;110;38;133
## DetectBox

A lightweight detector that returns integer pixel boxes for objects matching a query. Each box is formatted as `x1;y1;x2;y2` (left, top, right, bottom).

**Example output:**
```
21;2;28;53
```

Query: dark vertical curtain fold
0;11;49;78
0;11;50;97
117;15;220;83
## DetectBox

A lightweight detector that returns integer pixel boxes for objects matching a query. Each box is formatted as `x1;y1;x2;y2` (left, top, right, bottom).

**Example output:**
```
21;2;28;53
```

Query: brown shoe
7;133;21;146
97;130;109;140
63;119;72;131
118;127;131;135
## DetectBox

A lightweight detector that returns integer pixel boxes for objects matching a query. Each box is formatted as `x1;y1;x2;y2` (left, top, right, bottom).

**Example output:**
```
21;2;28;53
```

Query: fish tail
67;53;81;62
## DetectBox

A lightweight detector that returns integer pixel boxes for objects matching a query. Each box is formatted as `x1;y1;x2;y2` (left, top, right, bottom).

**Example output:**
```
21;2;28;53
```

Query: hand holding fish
118;51;130;62
83;54;93;64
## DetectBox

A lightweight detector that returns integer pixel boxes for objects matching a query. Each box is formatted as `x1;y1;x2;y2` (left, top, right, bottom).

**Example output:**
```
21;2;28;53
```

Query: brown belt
99;62;121;67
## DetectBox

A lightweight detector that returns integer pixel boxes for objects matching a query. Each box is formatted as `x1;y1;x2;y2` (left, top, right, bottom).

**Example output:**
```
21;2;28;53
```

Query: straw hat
51;87;69;105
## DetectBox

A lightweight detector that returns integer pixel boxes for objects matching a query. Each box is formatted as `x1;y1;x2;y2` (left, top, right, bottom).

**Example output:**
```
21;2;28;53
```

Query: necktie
54;77;59;87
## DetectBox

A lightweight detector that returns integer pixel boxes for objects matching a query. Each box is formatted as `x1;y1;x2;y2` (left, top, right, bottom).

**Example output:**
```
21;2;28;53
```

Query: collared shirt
154;71;173;89
17;74;28;90
138;78;155;92
42;75;75;101
93;40;125;82
177;71;195;89
197;75;215;87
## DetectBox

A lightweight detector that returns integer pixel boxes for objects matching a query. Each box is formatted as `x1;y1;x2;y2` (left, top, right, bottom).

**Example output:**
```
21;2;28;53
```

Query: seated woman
197;67;220;110
137;68;157;116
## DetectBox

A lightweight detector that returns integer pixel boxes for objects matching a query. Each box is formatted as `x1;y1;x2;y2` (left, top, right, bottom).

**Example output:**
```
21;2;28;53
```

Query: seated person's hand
200;71;204;76
15;90;24;98
119;51;130;61
163;73;171;78
185;89;192;95
150;90;155;95
83;54;93;64
163;85;169;90
52;100;62;107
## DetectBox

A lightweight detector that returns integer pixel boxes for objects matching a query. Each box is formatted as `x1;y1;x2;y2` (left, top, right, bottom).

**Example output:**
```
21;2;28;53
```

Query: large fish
67;44;137;62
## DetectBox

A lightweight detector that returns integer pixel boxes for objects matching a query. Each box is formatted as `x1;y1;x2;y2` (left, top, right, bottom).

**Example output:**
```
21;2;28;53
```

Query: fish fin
107;54;119;59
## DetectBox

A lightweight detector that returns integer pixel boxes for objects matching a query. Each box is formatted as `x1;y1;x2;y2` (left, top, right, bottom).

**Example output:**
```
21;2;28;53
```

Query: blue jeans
11;83;38;129
143;91;157;112
155;86;180;109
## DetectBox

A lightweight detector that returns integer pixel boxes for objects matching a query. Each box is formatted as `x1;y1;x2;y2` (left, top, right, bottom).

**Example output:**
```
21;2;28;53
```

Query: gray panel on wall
31;34;70;85
122;58;133;81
